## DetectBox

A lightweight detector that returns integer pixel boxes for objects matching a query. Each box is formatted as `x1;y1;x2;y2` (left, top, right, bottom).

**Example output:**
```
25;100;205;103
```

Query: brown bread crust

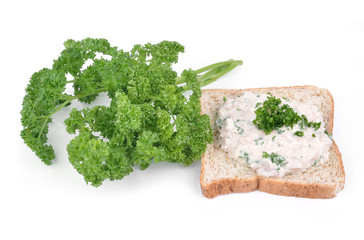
200;177;259;199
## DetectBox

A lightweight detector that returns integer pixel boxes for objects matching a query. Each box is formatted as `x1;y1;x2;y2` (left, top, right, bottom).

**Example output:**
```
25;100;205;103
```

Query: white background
1;0;364;239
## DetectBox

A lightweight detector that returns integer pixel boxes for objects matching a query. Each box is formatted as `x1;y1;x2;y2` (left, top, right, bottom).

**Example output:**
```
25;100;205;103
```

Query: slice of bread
200;85;345;198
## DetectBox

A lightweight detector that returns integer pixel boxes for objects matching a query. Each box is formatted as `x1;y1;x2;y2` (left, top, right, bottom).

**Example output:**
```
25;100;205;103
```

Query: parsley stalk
175;59;243;87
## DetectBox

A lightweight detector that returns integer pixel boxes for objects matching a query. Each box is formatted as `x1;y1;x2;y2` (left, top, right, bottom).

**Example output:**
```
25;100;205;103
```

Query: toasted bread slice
200;86;345;198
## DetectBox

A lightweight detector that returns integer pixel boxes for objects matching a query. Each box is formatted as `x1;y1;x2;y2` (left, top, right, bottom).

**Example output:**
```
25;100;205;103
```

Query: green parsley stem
36;88;108;119
197;65;228;83
36;88;107;141
194;59;239;74
36;97;74;140
175;59;242;86
199;61;242;87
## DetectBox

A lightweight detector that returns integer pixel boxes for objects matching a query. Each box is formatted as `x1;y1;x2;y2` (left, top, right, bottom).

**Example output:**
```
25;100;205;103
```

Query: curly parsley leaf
20;68;67;165
67;128;133;187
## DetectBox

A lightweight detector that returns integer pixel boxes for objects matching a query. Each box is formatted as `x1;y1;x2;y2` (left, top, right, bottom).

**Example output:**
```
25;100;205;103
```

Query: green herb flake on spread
239;152;250;164
294;131;304;137
262;152;287;167
254;137;264;145
234;120;244;135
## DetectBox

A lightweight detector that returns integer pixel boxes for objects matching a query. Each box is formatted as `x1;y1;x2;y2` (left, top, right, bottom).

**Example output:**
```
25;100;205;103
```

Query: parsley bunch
20;38;242;186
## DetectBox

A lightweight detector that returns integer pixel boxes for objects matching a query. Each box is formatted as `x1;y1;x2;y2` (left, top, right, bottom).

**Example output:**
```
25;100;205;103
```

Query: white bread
200;86;345;198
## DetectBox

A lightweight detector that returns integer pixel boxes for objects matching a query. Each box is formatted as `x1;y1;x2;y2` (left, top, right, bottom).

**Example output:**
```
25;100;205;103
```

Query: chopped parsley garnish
294;131;304;137
253;95;322;135
253;95;302;134
239;152;250;164
233;120;244;135
300;115;321;131
324;130;333;140
262;152;287;167
254;137;264;145
215;117;228;130
313;156;323;166
277;129;285;134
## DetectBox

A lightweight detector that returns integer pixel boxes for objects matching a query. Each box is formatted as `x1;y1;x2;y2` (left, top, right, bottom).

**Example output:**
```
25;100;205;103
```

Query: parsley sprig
252;94;321;136
21;38;242;186
252;94;302;134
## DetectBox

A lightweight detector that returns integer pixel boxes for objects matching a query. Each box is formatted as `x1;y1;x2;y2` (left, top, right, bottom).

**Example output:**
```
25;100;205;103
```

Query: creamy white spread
216;92;332;177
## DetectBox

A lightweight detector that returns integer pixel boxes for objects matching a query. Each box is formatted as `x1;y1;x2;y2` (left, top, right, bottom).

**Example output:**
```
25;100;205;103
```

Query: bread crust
200;177;258;199
200;86;345;199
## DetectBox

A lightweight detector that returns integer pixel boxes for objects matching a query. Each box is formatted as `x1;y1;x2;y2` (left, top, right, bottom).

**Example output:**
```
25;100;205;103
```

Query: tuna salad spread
216;92;332;177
